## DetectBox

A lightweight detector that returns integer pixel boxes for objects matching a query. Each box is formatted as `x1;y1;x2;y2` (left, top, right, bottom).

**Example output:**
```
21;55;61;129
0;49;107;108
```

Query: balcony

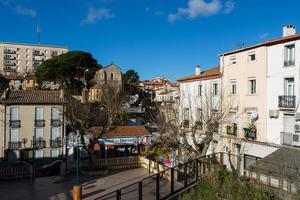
9;120;21;128
4;56;16;60
4;49;16;54
34;120;45;127
183;120;189;128
33;51;44;56
195;121;203;130
50;139;61;148
4;67;16;72
51;119;61;127
284;60;295;66
227;123;237;135
8;141;22;149
244;127;256;139
278;95;296;109
4;62;16;66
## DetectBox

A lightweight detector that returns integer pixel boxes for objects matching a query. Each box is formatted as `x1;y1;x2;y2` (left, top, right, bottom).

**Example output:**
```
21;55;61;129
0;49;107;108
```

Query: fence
67;156;140;170
0;166;31;180
96;154;217;200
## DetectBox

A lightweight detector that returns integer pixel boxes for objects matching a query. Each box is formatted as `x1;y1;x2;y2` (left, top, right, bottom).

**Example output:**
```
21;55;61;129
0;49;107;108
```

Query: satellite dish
251;112;258;120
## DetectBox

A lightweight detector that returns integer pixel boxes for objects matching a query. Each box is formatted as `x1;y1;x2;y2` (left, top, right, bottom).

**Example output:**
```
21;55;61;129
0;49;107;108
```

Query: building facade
0;42;68;76
0;90;66;160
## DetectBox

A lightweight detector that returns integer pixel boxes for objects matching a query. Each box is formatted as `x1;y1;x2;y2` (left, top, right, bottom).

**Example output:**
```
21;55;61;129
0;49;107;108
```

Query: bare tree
65;83;126;168
147;85;234;162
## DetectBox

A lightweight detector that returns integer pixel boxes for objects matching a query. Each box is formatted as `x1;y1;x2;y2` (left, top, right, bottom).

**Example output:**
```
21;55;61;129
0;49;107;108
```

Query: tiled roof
89;126;150;138
1;90;66;104
222;34;300;56
143;81;165;86
177;66;221;82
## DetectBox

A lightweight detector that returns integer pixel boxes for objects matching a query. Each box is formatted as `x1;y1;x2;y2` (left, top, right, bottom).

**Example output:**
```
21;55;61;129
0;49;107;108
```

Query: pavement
0;168;151;200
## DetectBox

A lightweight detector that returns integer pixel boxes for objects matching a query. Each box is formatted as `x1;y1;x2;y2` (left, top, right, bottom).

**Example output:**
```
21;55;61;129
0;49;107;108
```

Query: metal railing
8;141;22;149
50;139;61;148
34;120;45;127
278;95;296;108
51;119;61;126
244;128;256;139
9;120;21;128
284;60;295;66
96;154;219;200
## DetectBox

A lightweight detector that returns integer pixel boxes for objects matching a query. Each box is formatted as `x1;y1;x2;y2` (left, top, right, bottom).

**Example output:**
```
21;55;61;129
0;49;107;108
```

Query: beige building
89;64;122;102
0;90;66;160
0;42;68;76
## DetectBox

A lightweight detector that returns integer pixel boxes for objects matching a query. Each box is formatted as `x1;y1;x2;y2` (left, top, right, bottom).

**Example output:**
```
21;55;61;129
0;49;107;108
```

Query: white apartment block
0;42;68;76
267;26;300;147
178;66;221;132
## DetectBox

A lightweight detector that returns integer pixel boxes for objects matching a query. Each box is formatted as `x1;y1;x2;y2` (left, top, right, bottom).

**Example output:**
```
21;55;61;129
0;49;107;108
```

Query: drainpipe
3;104;7;160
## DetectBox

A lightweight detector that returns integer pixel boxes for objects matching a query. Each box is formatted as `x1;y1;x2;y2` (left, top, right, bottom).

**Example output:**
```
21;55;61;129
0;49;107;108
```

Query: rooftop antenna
36;24;41;45
236;42;245;49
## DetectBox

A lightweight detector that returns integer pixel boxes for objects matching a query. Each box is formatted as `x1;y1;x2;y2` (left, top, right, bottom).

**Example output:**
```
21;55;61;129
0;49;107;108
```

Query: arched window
110;72;114;80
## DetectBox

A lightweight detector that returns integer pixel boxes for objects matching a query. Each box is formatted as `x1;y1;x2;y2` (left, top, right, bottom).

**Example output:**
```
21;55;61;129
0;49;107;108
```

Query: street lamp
22;136;45;180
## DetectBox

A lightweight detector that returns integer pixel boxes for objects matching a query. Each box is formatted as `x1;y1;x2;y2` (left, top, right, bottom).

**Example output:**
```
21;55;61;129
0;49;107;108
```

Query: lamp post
22;136;45;180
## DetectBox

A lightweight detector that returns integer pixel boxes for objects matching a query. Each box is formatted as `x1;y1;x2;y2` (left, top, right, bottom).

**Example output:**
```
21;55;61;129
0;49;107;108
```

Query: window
230;56;237;64
50;149;59;158
26;60;29;64
10;107;19;120
110;72;114;80
51;127;59;140
249;79;256;94
184;108;189;120
35;128;44;139
35;150;43;158
230;80;237;95
51;107;60;120
26;49;29;53
248;52;256;61
293;134;299;142
284;78;294;96
198;84;202;96
26;54;29;59
10;128;19;142
196;108;202;122
284;44;295;66
35;107;44;120
230;112;237;124
213;83;218;96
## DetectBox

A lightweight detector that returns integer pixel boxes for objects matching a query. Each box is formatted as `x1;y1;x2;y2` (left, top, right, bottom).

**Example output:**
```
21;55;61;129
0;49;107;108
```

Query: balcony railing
278;95;296;109
51;119;61;127
4;56;16;60
195;121;203;130
227;123;237;135
8;141;22;149
244;128;256;139
4;49;16;54
4;62;16;66
32;52;44;56
34;120;45;127
9;120;21;128
50;139;61;148
284;60;295;66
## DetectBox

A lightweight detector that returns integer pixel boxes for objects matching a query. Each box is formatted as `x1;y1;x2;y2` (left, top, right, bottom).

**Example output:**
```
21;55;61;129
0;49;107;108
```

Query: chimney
195;65;201;75
283;25;296;37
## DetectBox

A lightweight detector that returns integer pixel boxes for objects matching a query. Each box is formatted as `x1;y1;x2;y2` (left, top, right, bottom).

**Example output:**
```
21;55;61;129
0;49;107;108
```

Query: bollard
73;185;82;200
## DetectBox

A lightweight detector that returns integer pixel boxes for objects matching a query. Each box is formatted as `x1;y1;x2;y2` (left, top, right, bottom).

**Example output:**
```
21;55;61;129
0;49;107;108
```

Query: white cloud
224;0;234;14
81;7;114;25
259;33;269;39
168;0;235;23
15;6;37;17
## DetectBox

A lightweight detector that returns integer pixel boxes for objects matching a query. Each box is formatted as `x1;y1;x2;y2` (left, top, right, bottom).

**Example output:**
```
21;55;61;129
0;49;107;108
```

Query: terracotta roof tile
177;66;221;82
222;34;300;56
1;90;66;104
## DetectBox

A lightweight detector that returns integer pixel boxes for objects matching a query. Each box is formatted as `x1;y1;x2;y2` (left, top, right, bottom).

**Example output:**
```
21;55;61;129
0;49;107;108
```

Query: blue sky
0;0;300;81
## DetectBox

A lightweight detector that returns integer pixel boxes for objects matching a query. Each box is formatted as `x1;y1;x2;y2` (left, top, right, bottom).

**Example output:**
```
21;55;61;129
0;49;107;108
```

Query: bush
180;180;217;200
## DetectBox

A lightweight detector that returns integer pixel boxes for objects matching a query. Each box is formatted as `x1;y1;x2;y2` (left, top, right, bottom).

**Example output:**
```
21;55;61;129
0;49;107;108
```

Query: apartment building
219;25;300;159
177;66;221;132
0;90;66;160
0;42;68;76
266;26;300;147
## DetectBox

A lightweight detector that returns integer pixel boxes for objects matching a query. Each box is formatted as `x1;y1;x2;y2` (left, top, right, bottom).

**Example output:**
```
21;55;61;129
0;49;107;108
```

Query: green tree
122;69;140;84
36;51;101;91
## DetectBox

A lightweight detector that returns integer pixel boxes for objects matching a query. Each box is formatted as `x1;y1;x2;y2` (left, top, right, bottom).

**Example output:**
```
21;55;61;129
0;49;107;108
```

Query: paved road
0;168;150;200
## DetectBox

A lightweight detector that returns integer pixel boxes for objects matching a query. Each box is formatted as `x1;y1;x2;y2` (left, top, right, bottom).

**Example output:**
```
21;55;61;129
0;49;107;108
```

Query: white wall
267;39;300;144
